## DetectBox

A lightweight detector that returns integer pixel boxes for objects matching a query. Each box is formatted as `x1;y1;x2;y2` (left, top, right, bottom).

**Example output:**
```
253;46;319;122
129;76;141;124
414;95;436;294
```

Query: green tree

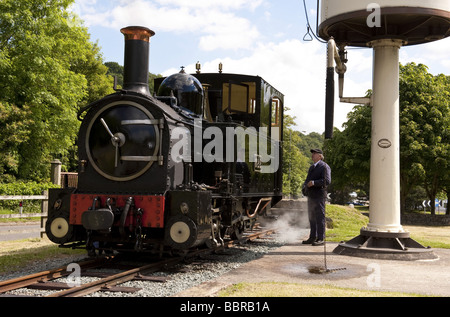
105;61;124;89
0;0;113;180
282;110;309;197
0;103;32;182
399;63;449;214
324;104;371;204
104;61;161;94
296;131;324;156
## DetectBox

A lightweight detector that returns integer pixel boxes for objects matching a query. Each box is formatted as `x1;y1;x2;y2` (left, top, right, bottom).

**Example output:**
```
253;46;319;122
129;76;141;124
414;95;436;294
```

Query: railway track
0;228;276;297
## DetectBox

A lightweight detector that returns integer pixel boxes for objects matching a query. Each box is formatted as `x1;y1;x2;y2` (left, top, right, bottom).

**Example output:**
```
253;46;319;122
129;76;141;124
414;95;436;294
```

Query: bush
0;181;59;214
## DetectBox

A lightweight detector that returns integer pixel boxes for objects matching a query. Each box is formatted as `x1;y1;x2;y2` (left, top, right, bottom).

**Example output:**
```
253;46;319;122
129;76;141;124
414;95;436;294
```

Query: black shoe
312;240;324;246
302;238;316;244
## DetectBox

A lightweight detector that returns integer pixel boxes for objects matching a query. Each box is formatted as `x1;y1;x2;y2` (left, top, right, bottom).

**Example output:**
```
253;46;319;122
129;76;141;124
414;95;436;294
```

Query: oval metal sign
378;138;392;148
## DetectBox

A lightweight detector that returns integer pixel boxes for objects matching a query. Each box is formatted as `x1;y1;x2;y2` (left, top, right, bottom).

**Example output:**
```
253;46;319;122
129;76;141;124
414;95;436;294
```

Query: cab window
271;97;281;127
223;82;256;114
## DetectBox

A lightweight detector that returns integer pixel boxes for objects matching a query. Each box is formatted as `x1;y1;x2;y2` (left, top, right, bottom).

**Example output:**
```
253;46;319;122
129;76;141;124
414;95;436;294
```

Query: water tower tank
319;0;450;47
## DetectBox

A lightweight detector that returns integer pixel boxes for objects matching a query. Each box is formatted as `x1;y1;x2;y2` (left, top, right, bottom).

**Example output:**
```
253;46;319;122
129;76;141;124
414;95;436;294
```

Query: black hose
325;67;335;139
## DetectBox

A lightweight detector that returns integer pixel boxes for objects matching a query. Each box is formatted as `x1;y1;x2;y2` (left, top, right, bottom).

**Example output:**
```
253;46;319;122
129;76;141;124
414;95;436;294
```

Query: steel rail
46;255;184;297
0;256;114;294
47;228;276;297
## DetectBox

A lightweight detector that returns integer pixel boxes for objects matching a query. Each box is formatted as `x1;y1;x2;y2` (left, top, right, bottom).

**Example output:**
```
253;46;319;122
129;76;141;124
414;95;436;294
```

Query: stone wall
401;213;450;226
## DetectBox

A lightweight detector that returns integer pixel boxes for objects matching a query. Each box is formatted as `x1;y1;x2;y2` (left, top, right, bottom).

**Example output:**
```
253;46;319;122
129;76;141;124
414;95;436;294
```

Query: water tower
318;0;449;260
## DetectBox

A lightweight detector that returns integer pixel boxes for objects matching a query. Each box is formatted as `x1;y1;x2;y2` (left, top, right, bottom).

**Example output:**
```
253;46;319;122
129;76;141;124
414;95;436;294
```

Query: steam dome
157;72;204;116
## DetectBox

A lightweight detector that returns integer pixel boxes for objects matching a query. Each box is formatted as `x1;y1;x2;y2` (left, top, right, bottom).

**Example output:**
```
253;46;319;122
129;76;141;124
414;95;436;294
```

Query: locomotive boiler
45;26;284;255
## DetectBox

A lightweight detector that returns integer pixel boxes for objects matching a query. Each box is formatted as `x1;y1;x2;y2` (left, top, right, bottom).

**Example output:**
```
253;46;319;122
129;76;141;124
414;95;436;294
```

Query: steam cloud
261;205;310;244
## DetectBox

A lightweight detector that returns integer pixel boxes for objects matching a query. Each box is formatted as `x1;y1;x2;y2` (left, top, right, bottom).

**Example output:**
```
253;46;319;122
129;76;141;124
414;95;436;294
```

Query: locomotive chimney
120;26;155;96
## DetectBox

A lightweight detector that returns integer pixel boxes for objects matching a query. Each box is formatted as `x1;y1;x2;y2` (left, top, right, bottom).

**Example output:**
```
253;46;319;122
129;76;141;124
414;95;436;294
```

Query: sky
70;0;450;134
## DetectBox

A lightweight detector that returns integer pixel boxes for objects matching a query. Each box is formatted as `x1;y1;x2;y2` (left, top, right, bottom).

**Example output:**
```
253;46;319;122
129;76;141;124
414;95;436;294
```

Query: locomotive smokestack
120;26;155;95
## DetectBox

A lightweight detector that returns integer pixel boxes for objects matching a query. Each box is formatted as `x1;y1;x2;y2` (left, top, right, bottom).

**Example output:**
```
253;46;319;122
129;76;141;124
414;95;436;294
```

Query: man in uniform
302;149;331;246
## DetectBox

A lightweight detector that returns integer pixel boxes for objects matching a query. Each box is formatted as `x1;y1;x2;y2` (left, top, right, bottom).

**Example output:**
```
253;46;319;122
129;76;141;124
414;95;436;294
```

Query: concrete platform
174;241;450;297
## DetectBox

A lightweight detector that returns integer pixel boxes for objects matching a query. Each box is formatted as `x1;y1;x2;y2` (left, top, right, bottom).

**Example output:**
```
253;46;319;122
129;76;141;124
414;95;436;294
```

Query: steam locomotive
45;26;284;255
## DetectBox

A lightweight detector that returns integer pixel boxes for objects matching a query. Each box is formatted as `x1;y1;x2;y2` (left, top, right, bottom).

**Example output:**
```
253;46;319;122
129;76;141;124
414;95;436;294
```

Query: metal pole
50;159;62;186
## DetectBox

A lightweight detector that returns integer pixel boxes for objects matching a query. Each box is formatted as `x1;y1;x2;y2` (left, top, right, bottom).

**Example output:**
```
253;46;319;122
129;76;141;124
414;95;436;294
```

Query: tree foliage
282;112;307;197
281;109;322;197
399;63;449;214
104;61;161;95
0;103;32;182
324;103;372;204
0;0;114;181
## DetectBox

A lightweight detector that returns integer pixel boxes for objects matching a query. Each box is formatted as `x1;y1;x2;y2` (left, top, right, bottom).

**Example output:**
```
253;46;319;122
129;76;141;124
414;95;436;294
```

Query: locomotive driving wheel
230;222;244;241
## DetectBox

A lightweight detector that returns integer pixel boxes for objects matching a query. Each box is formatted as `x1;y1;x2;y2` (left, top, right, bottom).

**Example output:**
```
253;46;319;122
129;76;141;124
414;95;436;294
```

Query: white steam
261;206;310;244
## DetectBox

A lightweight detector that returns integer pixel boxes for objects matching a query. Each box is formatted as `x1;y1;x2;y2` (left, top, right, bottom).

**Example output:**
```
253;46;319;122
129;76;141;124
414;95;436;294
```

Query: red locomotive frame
70;194;165;228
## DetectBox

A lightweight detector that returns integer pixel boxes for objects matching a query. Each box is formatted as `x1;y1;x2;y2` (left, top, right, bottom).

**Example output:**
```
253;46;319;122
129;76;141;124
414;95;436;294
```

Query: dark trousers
307;196;326;240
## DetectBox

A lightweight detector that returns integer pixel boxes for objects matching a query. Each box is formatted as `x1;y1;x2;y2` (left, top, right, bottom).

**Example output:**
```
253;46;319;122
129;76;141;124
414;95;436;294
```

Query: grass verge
217;282;428;297
325;204;450;249
325;204;369;242
0;237;85;275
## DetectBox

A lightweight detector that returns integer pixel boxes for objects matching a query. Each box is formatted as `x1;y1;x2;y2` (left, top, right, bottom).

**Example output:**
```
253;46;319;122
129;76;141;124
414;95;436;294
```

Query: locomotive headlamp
180;202;189;214
86;100;161;181
53;199;62;210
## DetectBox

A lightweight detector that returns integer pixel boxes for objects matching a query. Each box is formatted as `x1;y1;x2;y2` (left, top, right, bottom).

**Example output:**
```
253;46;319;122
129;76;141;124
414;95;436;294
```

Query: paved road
0;222;41;241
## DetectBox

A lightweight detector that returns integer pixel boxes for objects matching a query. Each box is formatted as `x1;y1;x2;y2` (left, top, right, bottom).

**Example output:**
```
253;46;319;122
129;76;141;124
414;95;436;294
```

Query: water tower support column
333;39;436;260
368;39;403;232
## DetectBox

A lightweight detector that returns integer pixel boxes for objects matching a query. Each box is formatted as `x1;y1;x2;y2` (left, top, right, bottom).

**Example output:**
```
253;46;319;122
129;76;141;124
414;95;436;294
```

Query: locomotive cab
155;72;284;196
156;72;284;239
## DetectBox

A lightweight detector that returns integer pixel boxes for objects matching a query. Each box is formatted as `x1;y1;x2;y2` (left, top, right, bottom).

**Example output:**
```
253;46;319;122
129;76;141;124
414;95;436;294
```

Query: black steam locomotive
45;26;284;255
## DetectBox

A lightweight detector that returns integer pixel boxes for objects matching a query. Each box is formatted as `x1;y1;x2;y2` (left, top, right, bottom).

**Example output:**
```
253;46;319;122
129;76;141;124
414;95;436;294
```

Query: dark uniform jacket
303;160;331;199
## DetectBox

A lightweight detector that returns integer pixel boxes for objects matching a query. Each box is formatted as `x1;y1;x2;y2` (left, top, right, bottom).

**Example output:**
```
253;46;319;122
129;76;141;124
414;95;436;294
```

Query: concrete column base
333;229;437;260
